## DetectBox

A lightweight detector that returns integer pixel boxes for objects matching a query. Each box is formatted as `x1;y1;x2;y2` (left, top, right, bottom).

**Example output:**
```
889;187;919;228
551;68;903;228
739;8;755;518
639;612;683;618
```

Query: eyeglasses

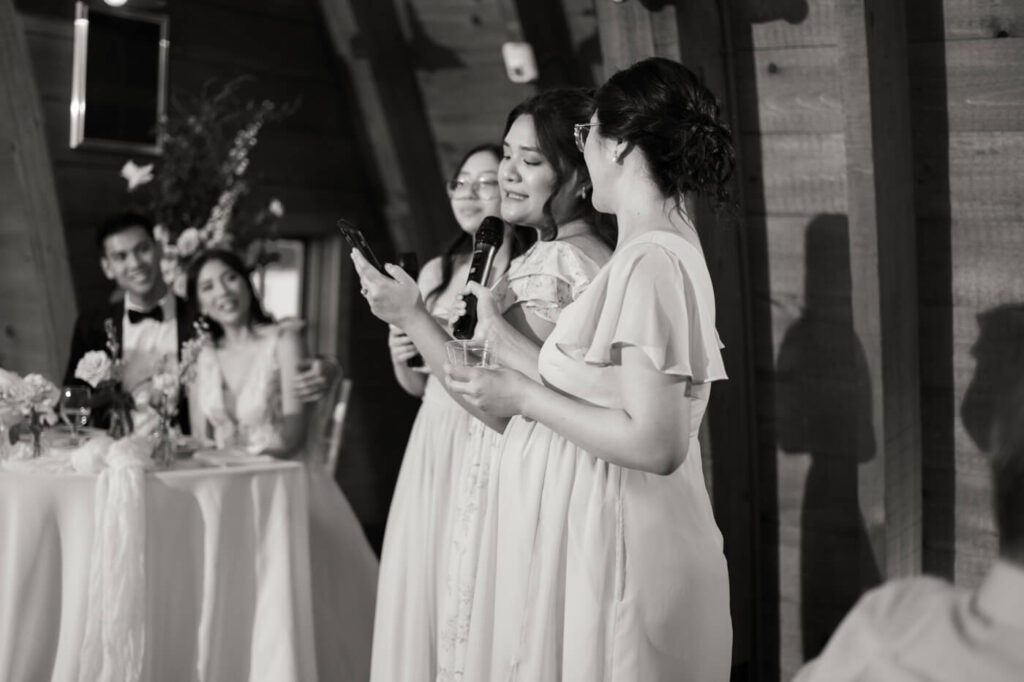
574;122;599;153
447;175;500;200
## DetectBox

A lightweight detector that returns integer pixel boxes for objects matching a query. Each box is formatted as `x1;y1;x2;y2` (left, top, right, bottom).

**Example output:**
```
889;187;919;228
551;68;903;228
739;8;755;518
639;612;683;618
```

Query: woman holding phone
352;88;613;682
368;143;526;682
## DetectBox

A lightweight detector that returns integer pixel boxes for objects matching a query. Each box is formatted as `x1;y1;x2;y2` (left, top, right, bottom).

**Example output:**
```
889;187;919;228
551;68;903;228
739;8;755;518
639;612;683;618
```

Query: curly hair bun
595;57;735;205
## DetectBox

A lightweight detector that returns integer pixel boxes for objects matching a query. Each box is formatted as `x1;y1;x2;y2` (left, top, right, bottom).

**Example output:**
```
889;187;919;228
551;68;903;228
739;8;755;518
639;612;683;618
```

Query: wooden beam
0;0;75;378
317;0;453;260
593;0;670;79
837;0;922;579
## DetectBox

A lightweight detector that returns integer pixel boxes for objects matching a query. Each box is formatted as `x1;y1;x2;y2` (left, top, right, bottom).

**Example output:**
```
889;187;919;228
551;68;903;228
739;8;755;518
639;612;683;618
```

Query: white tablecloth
0;460;318;682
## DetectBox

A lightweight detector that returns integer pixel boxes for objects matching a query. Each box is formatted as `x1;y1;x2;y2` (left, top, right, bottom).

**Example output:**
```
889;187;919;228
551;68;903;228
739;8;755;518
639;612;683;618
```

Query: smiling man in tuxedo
65;212;333;434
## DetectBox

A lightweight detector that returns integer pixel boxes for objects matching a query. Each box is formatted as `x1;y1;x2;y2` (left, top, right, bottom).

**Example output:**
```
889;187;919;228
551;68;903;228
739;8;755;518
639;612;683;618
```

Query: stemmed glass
60;386;92;447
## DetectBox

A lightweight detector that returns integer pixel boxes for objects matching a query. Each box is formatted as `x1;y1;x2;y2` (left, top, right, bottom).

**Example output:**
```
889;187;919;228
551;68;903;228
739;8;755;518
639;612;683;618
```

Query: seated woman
186;248;378;682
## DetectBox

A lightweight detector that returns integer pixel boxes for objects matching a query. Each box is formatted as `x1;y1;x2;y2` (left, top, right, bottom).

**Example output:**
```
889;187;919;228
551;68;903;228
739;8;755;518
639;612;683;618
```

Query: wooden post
0;0;75;378
593;0;681;79
317;0;453;260
837;0;922;578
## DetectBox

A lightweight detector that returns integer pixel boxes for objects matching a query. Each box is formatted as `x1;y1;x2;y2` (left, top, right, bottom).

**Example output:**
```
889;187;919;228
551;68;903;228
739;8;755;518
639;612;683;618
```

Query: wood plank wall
908;0;1024;586
14;0;424;548
0;0;76;379
735;0;1024;677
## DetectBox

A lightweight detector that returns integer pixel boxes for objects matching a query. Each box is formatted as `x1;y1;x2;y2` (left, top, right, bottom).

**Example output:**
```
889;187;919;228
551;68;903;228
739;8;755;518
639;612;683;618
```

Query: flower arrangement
75;319;136;439
119;77;296;295
143;320;210;466
0;371;60;459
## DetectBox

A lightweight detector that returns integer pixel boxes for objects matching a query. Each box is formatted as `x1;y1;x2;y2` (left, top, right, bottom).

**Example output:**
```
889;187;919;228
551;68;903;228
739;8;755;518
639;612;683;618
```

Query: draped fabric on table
0;462;317;682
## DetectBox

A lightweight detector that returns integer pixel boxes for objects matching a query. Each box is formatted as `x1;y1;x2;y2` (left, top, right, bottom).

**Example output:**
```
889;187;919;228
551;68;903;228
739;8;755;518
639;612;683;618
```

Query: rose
175;227;201;258
19;374;60;417
75;350;114;388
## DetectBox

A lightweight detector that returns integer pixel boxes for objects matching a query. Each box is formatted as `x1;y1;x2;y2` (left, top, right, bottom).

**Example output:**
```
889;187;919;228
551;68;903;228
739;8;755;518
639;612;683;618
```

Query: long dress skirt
370;376;473;682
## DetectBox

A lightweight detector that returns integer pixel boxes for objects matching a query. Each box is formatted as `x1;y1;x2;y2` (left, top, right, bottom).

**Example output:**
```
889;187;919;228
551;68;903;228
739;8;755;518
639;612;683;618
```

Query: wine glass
60;386;92;446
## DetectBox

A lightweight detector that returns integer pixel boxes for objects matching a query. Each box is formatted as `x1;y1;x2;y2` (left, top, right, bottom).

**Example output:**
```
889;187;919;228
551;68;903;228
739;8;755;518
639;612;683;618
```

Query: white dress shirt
794;560;1024;682
121;293;178;432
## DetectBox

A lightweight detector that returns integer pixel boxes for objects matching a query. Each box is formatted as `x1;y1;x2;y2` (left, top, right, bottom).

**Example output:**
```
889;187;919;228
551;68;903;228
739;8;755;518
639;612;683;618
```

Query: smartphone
337;218;387;274
397;252;424;369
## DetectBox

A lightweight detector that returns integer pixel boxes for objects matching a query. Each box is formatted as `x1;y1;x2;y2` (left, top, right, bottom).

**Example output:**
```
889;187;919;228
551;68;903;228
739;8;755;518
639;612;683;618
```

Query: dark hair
425;144;535;306
185;248;273;341
503;89;616;248
993;382;1024;553
594;57;735;208
95;211;155;252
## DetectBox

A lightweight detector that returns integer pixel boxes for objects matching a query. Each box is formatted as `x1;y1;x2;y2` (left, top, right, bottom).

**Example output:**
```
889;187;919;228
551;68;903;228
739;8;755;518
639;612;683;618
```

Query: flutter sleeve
557;241;727;383
499;241;602;323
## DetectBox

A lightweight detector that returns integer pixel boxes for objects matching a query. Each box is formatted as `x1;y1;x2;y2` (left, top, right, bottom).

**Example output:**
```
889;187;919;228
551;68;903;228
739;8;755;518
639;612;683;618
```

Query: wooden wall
733;0;1024;678
14;0;423;548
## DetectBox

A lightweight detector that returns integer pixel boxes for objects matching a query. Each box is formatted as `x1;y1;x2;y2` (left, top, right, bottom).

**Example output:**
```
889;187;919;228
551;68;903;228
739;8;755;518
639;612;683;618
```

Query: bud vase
150;415;174;468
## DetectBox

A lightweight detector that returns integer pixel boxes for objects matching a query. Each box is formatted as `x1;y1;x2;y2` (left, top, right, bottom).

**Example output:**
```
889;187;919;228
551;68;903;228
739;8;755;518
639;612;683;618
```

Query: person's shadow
961;304;1024;454
774;214;881;659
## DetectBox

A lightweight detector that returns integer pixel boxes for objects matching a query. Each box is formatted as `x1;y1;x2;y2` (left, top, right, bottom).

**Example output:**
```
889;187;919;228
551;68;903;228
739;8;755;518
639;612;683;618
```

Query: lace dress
369;269;479;682
436;238;607;681
460;230;731;681
195;327;379;682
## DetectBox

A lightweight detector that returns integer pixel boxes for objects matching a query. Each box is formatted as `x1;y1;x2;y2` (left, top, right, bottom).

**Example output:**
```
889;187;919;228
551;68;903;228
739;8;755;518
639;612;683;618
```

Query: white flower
120;160;154;191
268;198;284;217
75;350;113;388
176;227;202;258
12;374;60;419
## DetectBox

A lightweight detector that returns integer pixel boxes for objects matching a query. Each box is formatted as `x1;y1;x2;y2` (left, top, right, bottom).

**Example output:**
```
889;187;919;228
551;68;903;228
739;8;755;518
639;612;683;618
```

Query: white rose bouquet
0;371;60;458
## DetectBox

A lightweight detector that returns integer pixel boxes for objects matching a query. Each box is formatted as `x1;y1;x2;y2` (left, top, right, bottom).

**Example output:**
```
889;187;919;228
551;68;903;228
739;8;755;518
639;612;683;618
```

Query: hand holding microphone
452;217;505;340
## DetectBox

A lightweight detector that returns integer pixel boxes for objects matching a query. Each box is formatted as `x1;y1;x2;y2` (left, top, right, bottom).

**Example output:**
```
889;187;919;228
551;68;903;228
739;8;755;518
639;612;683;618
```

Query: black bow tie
127;306;165;324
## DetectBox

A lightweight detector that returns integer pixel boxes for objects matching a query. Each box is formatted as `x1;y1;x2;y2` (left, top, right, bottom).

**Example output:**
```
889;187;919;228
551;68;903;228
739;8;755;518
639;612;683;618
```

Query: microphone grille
475;216;505;248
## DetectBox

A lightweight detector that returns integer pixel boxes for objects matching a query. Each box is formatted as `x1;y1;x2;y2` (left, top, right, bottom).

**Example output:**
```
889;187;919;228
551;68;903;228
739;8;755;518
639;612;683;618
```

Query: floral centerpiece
75;319;136;439
119;76;295;295
143;321;210;467
75;319;209;467
0;370;60;459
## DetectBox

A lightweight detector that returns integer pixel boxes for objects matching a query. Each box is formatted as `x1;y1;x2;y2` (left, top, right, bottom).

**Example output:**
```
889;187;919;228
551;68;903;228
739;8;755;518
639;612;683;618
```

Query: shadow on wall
774;214;881;660
962;304;1024;455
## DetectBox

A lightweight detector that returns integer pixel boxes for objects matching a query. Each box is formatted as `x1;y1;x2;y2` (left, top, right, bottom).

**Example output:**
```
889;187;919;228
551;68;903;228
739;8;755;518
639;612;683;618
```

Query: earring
579;186;589;199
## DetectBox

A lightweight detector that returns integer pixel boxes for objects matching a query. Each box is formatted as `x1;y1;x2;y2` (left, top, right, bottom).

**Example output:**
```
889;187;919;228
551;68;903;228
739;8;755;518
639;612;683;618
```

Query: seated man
66;211;334;434
794;396;1024;681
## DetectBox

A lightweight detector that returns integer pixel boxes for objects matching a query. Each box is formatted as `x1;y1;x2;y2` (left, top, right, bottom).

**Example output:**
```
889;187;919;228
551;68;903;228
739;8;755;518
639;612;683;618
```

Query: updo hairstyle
594;57;735;206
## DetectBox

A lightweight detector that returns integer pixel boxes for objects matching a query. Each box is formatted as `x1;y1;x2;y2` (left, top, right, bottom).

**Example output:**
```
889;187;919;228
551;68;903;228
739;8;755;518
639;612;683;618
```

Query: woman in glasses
445;58;735;680
371;143;524;682
353;88;613;682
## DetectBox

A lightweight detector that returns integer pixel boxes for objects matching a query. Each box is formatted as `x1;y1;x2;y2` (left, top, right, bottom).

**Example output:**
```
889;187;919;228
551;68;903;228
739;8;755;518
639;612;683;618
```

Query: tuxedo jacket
64;296;198;434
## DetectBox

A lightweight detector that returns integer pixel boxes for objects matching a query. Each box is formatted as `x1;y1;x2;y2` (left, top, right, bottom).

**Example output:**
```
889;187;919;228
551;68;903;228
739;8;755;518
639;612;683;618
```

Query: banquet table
0;453;318;682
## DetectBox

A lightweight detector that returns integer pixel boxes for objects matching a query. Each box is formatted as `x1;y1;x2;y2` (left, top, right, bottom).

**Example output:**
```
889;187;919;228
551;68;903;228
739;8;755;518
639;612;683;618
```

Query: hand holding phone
337;218;387;275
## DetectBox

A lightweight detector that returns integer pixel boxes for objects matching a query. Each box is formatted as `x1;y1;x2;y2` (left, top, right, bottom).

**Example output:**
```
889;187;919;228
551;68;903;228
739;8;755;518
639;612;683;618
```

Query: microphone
452;216;504;340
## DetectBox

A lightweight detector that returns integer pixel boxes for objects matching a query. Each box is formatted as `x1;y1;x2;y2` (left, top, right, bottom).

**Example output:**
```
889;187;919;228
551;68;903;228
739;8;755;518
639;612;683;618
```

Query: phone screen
337;218;387;274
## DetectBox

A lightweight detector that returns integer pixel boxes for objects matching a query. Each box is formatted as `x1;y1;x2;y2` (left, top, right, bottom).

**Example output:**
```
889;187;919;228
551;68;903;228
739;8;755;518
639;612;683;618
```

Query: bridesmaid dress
436;235;607;682
462;229;732;681
371;268;476;682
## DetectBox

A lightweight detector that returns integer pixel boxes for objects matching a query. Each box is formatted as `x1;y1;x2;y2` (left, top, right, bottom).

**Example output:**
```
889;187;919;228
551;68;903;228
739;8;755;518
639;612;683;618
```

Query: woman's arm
448;346;697;475
450;281;551;382
389;325;428;397
352;250;509;432
270;326;311;457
